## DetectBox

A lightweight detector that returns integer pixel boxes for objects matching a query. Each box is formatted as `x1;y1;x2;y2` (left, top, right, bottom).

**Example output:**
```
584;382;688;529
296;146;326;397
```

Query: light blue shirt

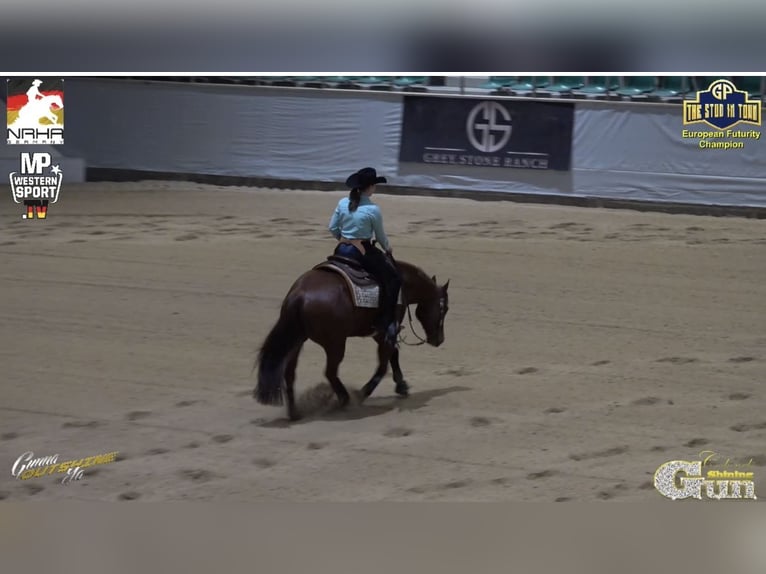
328;195;390;251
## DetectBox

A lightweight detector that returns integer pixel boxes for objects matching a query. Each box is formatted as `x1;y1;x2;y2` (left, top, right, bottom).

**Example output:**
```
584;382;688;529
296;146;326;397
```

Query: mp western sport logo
6;78;64;145
682;79;762;150
9;152;63;220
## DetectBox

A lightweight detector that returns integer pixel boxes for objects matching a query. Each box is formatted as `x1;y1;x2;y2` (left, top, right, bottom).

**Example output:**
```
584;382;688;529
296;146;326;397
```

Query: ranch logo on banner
9;152;63;220
6;78;64;145
398;96;574;171
654;450;757;501
682;79;761;150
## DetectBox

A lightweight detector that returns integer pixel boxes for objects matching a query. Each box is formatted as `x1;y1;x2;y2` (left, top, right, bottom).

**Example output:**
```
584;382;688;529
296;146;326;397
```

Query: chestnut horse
254;256;449;420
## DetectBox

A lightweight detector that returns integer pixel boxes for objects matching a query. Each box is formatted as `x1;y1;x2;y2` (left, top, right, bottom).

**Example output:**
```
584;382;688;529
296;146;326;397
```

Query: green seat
733;76;764;98
571;76;619;98
615;76;656;97
649;76;690;99
580;76;619;92
355;76;390;85
394;76;427;87
510;76;549;92
478;76;517;90
541;76;585;93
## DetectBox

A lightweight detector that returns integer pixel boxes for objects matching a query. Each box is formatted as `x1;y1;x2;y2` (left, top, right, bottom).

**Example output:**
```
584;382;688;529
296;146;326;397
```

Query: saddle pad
314;261;402;309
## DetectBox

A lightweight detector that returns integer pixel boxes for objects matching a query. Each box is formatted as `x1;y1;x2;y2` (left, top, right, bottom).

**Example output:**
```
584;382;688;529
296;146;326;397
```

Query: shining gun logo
6;78;64;145
9;152;63;220
654;451;757;501
682;79;762;150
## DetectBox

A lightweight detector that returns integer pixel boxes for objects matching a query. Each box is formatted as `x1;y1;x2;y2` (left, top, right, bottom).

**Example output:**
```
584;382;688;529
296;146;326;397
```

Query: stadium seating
570;77;620;99
614;76;657;100
478;76;518;90
536;76;585;97
119;76;766;103
647;76;689;102
733;76;764;98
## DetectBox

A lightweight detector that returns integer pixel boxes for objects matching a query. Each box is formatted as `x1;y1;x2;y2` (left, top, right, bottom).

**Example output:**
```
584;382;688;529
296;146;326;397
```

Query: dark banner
399;96;574;171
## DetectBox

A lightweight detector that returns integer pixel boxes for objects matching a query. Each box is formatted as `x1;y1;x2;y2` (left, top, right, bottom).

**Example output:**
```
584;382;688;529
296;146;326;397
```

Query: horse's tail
254;293;305;406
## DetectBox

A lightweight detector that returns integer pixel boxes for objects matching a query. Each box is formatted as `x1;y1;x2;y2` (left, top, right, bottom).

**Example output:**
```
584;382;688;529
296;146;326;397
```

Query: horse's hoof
337;395;351;409
395;382;410;397
288;411;302;422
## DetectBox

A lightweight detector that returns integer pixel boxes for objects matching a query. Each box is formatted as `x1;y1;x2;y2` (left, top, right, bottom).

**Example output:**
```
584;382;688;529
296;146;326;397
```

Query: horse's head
414;275;449;347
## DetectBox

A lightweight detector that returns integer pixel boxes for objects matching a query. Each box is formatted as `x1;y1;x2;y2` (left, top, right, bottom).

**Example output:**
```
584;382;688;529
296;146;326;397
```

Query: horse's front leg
360;335;393;400
390;348;409;397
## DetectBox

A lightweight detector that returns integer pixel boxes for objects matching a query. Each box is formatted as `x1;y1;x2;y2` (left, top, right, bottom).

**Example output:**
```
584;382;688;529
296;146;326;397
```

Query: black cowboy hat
345;167;387;189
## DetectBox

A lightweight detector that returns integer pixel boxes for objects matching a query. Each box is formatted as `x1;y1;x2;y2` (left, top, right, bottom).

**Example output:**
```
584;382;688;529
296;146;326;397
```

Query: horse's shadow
255;384;470;428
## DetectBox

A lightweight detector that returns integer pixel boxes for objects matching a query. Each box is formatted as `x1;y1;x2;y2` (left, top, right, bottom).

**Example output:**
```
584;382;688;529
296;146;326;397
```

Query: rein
399;304;427;346
384;247;427;347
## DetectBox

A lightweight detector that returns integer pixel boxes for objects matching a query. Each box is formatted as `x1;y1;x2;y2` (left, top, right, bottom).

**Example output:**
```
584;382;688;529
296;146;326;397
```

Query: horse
253;253;450;421
13;94;64;127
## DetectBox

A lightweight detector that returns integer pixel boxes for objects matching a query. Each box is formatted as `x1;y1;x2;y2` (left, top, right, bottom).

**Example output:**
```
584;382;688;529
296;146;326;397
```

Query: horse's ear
443;279;450;291
432;275;437;283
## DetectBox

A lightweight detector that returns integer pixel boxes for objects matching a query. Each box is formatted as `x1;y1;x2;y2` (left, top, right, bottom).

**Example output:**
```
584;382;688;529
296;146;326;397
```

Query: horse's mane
396;260;435;287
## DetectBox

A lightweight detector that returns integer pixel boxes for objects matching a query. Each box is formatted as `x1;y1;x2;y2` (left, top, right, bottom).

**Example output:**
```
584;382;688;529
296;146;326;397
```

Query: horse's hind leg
322;340;350;408
284;342;304;421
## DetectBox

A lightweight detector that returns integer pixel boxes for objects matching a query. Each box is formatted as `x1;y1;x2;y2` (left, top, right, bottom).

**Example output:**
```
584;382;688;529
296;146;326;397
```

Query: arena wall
58;78;766;211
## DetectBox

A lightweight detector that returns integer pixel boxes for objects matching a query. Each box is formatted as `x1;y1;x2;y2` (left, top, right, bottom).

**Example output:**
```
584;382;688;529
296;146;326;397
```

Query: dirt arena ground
1;181;764;502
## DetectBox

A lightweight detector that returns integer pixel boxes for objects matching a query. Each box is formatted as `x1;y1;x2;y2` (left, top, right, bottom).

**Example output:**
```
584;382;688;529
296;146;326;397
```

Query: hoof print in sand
175;400;200;407
119;491;141;501
469;416;492;427
184;442;200;449
516;367;538;375
253;458;276;469
545;407;566;414
728;393;751;401
591;360;611;366
527;469;558;480
179;469;215;482
62;420;102;429
554;497;571;502
145;447;169;456
211;434;233;444
684;438;709;448
632;396;662;406
570;445;628;461
307;442;325;450
730;422;766;433
441;480;471;490
384;427;412;438
23;483;44;495
437;366;474;377
728;356;755;363
174;233;198;241
656;357;698;365
1;432;19;441
126;411;152;421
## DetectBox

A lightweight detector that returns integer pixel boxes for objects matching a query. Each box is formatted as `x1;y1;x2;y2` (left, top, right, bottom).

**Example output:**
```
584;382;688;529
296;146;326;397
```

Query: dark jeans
334;241;401;328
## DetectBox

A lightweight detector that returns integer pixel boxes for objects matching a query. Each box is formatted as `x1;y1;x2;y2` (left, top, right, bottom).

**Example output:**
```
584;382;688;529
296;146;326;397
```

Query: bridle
384;248;442;347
